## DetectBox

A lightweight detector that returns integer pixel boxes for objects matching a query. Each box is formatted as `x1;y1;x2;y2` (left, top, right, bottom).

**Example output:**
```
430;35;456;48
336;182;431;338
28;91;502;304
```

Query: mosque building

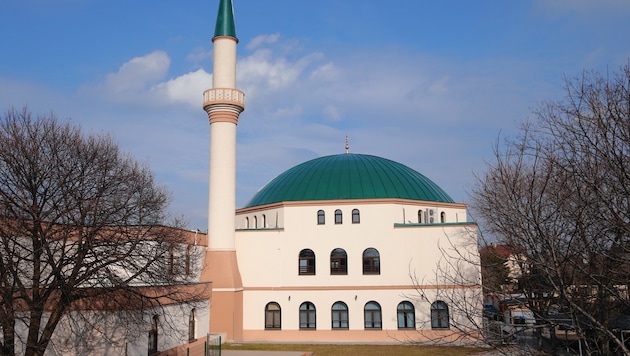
200;0;482;345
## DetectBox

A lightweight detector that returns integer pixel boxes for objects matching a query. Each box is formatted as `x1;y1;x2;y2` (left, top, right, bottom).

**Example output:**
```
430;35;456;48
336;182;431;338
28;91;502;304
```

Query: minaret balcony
203;88;245;111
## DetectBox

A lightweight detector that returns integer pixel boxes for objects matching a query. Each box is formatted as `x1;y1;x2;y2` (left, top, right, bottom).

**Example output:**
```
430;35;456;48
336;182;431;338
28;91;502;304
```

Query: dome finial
345;135;350;154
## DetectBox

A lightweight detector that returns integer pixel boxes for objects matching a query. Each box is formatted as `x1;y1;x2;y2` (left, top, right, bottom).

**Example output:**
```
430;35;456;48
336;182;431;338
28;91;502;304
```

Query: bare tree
0;108;207;356
471;64;630;354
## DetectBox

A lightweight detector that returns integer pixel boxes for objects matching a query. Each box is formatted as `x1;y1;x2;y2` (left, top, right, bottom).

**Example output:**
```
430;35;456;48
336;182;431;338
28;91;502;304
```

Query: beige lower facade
209;199;482;344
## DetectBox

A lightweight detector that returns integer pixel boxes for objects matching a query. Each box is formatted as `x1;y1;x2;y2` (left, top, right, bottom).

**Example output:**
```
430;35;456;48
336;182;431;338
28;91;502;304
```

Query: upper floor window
397;301;415;329
262;214;267;228
352;209;360;224
331;301;349;329
364;301;382;329
299;249;316;275
185;245;192;276
317;210;325;225
431;301;450;329
417;209;423;223
254;215;258;228
245;217;250;229
299;302;316;329
265;302;281;330
330;248;348;275
362;248;380;275
334;209;343;224
440;212;446;223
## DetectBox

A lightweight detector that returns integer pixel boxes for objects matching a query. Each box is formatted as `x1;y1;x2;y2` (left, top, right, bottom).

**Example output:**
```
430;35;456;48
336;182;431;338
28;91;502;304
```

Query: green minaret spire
214;0;237;39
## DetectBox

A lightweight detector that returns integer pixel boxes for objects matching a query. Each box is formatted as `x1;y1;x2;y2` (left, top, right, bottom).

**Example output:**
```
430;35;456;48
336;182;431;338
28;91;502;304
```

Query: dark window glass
299;249;316;275
334;209;342;224
397;302;415;329
265;302;281;329
317;210;325;225
332;302;349;329
148;315;159;354
299;302;316;329
431;301;449;329
364;301;382;329
330;248;348;275
189;309;196;341
352;209;360;223
362;248;380;275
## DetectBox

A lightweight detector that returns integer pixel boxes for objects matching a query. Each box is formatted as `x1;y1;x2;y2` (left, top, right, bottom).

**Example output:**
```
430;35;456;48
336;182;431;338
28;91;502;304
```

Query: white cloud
103;51;170;93
78;51;171;105
186;47;213;64
152;69;212;107
246;33;280;51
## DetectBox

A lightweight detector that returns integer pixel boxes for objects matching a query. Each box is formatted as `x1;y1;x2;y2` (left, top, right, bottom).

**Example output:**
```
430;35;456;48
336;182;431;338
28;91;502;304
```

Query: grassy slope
222;343;486;356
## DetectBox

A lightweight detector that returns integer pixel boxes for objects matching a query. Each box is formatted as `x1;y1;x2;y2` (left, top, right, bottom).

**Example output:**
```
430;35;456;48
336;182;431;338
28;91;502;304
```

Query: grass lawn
222;343;487;356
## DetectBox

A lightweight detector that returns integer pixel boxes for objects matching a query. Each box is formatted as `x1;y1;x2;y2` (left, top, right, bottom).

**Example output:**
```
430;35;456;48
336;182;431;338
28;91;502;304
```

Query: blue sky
1;0;629;230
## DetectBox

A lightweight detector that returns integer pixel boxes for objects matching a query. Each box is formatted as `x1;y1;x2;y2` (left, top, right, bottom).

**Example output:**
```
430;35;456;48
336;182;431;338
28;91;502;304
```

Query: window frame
299;249;316;275
352;208;360;224
189;309;196;341
331;301;349;329
362;248;380;275
148;315;159;354
299;302;317;329
265;302;282;330
397;301;415;329
334;209;343;224
364;301;382;329
330;248;348;275
317;210;325;225
431;301;450;329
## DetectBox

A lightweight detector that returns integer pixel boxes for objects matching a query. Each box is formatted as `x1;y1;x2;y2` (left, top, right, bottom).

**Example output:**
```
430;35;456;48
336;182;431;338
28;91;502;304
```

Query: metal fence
206;334;221;356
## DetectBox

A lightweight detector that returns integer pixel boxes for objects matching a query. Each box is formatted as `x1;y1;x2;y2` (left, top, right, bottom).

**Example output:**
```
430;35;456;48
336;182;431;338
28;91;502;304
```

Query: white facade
230;199;482;342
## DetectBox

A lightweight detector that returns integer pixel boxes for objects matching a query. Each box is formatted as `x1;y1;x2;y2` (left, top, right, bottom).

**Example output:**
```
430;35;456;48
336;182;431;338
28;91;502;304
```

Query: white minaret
201;0;244;342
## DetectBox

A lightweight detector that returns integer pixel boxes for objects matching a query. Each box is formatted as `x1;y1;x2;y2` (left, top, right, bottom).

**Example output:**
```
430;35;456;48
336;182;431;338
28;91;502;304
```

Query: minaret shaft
208;121;236;250
202;0;244;342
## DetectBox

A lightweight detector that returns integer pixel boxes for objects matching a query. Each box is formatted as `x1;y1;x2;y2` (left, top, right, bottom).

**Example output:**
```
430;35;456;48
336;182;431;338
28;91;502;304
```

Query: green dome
244;154;454;208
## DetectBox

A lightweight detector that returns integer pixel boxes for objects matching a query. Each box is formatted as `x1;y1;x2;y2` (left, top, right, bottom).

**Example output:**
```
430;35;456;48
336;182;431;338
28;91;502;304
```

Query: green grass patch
223;343;486;355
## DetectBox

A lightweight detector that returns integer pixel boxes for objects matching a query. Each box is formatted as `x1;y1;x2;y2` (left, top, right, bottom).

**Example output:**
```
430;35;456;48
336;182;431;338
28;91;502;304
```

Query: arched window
262;214;267;228
317;210;325;225
189;309;196;341
245;217;249;229
334;209;343;224
299;302;316;329
254;215;258;228
417;209;423;223
364;301;382;329
440;211;446;223
362;248;380;275
265;302;281;329
431;301;450;329
299;249;315;275
168;244;176;276
185;245;192;276
352;209;360;224
331;301;349;329
397;301;415;329
148;315;159;354
330;248;347;275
